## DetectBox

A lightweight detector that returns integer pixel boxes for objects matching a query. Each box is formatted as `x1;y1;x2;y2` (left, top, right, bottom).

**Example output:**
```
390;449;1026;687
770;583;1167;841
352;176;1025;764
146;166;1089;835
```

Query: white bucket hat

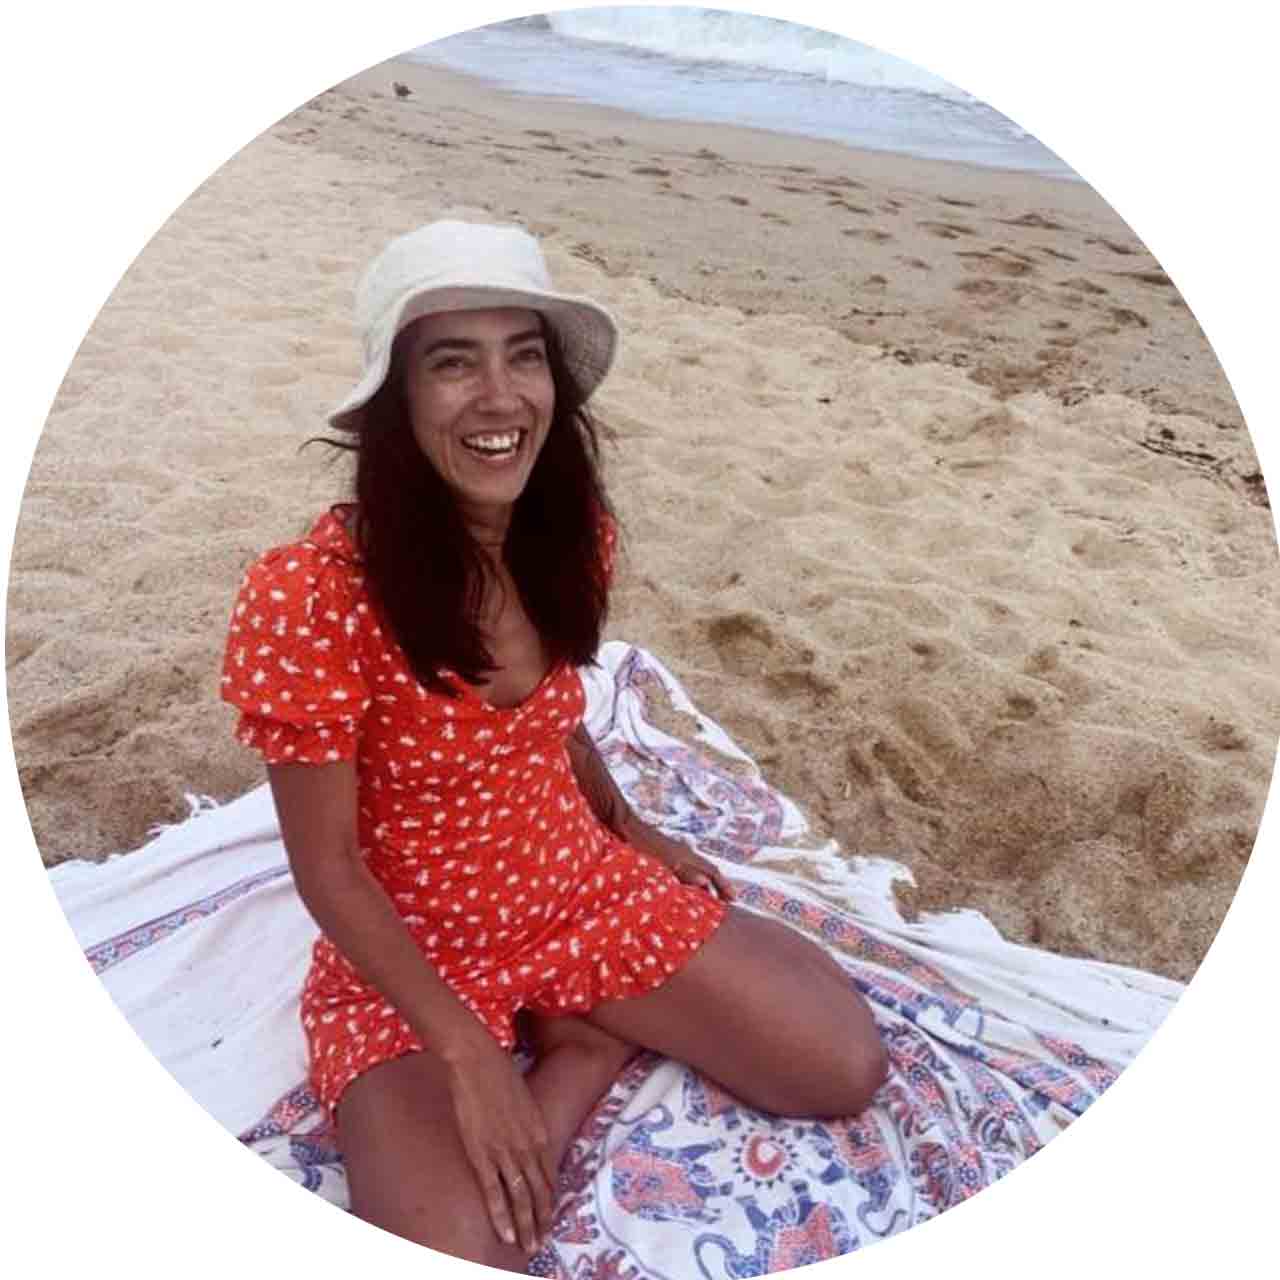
328;219;618;431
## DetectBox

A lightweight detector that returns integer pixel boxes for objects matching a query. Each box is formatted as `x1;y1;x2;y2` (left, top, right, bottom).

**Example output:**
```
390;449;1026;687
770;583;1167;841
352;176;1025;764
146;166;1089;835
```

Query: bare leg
337;1019;635;1269
585;905;887;1118
522;1012;637;1161
337;1052;530;1271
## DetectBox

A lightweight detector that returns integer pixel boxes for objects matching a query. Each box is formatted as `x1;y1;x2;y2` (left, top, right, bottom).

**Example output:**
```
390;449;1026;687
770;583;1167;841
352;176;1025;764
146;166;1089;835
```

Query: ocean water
407;9;1076;178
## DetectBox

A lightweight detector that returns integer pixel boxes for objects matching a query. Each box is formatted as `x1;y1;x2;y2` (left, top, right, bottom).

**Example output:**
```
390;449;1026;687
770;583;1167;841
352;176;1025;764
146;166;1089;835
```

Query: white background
2;2;1276;1275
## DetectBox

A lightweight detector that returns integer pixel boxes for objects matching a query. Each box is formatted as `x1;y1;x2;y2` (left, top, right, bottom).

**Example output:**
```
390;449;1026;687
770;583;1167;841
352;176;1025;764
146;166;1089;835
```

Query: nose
476;357;521;411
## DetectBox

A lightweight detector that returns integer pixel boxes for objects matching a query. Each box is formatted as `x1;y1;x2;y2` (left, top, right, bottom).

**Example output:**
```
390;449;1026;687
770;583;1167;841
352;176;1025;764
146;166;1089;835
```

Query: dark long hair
317;320;614;696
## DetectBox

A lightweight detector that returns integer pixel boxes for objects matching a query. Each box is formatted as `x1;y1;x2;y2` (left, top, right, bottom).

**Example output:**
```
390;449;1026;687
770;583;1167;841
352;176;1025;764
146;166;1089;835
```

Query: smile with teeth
461;429;525;458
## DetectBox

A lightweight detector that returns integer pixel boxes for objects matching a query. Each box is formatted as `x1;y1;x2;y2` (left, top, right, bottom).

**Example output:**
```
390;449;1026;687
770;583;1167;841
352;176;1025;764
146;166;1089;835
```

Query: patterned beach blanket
51;642;1181;1277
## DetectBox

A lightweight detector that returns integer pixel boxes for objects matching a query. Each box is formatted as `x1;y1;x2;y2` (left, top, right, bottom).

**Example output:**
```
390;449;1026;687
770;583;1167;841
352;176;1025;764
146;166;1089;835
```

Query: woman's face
401;307;555;518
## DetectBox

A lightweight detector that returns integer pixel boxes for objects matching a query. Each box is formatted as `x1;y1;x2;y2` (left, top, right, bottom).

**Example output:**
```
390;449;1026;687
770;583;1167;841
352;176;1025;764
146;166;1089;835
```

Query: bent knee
775;1027;889;1119
795;1046;887;1118
837;1036;890;1116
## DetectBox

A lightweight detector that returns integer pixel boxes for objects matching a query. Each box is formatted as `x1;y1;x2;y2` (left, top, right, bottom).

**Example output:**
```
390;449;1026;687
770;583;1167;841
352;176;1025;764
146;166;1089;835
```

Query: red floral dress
221;509;726;1112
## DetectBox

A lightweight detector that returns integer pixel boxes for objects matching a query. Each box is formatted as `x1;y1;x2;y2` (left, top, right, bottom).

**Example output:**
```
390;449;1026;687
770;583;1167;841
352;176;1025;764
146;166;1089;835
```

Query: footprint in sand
570;169;611;180
1038;245;1078;262
720;194;750;206
865;736;938;807
1200;717;1249;752
939;196;978;208
1108;307;1150;330
828;198;873;215
704;614;834;717
954;277;1021;305
844;228;894;243
568;242;616;274
956;248;1038;278
1000;212;1066;231
1087;236;1139;256
1115;269;1175;287
919;221;977;239
908;639;946;673
1058;276;1109;296
706;611;776;677
632;165;671;177
1002;693;1038;721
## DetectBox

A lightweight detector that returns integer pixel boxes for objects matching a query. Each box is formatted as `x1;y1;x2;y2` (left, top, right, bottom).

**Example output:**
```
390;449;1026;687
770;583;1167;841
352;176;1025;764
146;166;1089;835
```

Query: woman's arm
564;723;633;839
269;759;491;1056
267;760;555;1252
565;724;734;900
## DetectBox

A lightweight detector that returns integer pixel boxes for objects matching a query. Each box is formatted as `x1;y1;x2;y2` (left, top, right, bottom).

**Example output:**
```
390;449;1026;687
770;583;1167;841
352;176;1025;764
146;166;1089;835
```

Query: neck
460;500;513;550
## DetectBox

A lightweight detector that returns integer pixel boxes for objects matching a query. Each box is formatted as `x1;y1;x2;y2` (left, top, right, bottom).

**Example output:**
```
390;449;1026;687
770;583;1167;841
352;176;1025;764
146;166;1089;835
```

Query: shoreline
399;53;1081;183
381;57;1083;189
10;55;1275;983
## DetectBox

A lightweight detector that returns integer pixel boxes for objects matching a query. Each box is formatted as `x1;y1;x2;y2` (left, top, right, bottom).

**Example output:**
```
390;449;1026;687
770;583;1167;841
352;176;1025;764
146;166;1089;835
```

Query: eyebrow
419;328;546;359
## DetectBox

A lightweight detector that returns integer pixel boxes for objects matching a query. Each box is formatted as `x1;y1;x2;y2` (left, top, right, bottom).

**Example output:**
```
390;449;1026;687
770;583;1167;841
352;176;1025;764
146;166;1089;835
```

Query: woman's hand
441;1031;558;1255
624;819;736;902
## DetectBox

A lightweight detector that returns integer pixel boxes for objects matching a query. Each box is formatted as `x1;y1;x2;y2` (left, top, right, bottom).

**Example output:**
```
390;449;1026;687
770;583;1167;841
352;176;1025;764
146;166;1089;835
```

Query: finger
686;856;732;900
500;1163;540;1255
677;862;729;901
529;1148;558;1244
523;1114;556;1241
478;1164;517;1249
510;1150;553;1248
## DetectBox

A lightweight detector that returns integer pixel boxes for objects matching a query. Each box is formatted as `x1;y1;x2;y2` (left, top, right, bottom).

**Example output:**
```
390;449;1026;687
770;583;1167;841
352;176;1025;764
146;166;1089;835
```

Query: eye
512;345;548;367
429;353;472;374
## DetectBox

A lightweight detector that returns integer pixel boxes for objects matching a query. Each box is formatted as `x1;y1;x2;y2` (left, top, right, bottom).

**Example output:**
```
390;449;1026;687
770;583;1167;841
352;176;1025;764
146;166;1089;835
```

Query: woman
222;219;886;1271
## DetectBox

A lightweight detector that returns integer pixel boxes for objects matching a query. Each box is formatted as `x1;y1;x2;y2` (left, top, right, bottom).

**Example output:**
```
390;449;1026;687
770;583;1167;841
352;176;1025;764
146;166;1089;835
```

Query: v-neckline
316;508;561;715
456;661;562;715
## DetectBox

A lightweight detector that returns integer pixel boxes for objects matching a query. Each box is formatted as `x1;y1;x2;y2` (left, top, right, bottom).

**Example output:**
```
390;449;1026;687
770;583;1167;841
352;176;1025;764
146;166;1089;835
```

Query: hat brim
327;284;618;432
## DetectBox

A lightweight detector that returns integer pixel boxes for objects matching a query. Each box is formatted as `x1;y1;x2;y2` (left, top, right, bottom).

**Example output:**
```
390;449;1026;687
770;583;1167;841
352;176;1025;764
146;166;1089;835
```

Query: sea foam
541;6;972;100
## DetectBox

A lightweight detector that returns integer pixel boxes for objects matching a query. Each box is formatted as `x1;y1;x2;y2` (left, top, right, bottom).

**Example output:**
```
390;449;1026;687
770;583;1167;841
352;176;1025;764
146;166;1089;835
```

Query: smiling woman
219;219;887;1271
403;310;554;507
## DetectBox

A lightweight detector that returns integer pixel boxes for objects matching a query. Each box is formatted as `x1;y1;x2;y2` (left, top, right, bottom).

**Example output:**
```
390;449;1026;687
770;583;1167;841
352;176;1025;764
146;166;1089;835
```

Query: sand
8;58;1277;983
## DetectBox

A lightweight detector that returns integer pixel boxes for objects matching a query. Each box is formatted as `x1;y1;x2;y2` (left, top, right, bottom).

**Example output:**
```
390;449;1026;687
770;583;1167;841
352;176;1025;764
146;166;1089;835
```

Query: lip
458;427;528;463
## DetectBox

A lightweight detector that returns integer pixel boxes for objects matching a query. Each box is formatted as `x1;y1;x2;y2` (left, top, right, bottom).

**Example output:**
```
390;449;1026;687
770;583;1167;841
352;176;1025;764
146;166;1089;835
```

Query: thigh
584;906;886;1118
336;1051;527;1272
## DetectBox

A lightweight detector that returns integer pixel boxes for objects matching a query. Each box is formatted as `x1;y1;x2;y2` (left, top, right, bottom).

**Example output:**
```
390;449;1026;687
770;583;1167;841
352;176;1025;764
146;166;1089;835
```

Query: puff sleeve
221;541;372;765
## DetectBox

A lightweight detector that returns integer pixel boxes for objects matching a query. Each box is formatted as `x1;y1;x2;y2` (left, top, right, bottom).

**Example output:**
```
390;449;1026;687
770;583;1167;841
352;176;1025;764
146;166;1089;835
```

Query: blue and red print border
85;864;291;976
